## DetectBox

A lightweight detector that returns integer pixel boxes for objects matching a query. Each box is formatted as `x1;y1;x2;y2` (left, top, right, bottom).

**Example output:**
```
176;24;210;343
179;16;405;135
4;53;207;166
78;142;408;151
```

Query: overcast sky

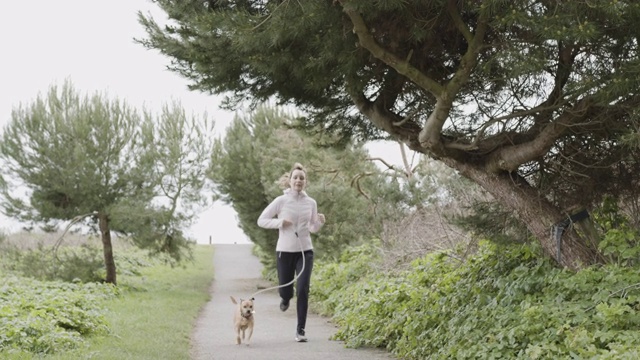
0;1;407;243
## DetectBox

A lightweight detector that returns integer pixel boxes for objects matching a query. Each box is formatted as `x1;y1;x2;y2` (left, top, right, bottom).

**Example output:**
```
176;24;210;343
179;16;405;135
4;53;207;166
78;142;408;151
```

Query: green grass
2;245;215;360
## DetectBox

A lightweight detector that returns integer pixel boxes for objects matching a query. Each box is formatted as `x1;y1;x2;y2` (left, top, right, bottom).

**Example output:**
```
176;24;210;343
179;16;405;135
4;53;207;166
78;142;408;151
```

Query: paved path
190;244;396;360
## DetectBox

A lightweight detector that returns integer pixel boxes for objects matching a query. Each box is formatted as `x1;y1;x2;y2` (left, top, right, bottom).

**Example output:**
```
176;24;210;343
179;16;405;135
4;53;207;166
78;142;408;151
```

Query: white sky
0;0;409;243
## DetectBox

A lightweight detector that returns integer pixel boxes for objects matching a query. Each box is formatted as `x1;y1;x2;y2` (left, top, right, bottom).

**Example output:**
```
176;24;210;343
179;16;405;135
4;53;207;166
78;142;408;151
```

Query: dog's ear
230;296;238;304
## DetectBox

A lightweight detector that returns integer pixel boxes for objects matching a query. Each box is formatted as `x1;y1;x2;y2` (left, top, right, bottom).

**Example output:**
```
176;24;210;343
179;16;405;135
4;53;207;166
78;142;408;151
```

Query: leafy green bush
0;274;117;354
314;241;640;359
311;241;383;316
594;197;640;266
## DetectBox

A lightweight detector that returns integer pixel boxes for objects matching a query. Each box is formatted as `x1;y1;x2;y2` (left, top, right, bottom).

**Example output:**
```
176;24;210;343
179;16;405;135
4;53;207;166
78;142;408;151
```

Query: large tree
138;0;640;269
0;82;213;284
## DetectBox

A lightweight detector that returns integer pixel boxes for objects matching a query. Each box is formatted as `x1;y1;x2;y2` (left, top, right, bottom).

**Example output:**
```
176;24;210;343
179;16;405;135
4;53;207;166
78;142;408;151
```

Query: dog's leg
235;327;241;345
246;327;253;346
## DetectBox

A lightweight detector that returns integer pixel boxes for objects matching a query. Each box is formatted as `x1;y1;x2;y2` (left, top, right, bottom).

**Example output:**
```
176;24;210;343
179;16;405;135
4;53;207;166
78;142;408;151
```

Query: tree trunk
98;212;117;284
447;160;600;270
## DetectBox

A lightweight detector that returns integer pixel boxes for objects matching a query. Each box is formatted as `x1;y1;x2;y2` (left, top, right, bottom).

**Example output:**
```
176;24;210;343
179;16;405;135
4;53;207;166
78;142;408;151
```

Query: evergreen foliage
139;0;640;268
453;200;531;245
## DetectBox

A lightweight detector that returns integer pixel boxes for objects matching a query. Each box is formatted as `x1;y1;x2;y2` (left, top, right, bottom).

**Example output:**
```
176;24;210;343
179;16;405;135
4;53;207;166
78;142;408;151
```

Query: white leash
249;230;306;299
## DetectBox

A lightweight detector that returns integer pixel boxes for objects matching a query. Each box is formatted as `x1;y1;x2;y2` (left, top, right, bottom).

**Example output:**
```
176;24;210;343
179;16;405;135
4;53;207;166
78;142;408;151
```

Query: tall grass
1;244;215;360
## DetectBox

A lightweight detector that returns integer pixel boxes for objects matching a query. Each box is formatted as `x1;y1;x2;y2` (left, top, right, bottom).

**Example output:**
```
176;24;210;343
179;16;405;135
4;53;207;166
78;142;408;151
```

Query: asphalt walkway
190;243;396;360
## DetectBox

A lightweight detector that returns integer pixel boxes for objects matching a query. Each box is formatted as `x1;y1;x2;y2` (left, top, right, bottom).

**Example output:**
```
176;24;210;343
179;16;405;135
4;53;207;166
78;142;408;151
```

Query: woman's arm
309;199;325;233
257;197;284;229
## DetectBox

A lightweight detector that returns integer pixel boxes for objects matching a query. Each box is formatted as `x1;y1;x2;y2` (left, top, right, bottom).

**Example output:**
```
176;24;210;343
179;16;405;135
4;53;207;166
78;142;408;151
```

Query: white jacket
257;188;323;252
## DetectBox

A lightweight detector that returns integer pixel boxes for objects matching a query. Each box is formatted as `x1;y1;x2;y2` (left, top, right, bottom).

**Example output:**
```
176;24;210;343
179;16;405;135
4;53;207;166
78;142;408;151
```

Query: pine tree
0;82;214;284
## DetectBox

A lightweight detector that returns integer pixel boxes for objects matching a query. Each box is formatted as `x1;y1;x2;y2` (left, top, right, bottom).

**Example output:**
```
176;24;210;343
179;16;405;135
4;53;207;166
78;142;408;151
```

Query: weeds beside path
0;245;215;360
190;243;395;360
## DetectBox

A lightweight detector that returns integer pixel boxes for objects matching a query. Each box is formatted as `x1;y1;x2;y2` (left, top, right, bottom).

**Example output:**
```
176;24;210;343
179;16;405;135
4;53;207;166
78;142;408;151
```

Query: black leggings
276;250;314;331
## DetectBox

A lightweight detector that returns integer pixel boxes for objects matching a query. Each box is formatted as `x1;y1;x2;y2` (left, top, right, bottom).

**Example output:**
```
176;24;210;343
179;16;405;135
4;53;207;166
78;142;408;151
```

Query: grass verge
1;244;214;360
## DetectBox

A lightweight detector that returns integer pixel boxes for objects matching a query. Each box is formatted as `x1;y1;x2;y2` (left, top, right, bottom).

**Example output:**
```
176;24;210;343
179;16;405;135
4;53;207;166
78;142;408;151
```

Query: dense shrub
0;233;178;356
0;242;155;283
0;275;117;354
1;243;105;282
0;239;157;355
313;241;640;359
311;241;384;316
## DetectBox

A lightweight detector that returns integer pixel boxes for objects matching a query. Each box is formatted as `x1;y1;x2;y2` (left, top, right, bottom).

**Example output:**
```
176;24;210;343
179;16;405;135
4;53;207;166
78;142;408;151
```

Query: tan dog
230;296;255;345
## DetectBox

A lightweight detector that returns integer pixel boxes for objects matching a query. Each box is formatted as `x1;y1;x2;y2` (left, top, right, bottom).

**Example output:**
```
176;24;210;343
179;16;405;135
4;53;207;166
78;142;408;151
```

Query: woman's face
289;169;307;192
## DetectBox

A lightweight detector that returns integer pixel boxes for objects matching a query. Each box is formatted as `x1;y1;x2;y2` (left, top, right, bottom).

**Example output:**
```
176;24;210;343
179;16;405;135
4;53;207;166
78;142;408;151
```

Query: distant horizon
0;221;252;245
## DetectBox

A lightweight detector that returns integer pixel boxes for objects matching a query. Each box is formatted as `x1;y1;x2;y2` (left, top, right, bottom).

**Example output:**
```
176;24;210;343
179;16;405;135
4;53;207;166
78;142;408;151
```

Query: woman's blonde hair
278;162;307;189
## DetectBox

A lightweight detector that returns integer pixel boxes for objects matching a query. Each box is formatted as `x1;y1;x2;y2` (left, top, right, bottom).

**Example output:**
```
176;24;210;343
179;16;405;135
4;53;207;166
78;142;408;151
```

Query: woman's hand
317;213;325;224
282;219;293;228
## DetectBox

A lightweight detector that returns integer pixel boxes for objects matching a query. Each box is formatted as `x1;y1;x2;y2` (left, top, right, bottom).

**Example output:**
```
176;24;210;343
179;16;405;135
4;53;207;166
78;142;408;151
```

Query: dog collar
241;312;253;319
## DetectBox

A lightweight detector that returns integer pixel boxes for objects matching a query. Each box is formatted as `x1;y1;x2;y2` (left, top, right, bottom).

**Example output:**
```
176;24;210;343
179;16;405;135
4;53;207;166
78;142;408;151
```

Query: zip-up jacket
257;188;323;252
